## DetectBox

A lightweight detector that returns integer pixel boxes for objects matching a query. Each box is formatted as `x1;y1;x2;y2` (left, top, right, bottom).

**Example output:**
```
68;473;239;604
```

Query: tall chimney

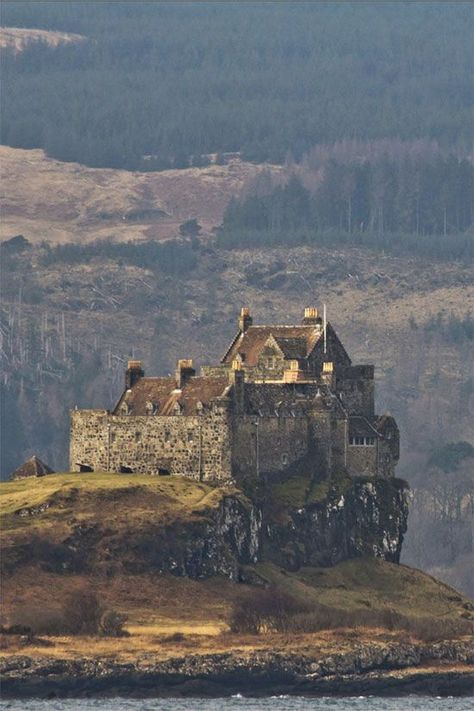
229;359;245;413
176;359;195;388
302;307;320;325
239;307;253;333
125;360;144;389
321;361;335;387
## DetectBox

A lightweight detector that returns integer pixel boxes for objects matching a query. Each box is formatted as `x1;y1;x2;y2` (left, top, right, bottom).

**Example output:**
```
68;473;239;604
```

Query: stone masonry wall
377;438;397;478
230;414;310;480
70;407;232;481
346;441;378;477
337;365;375;417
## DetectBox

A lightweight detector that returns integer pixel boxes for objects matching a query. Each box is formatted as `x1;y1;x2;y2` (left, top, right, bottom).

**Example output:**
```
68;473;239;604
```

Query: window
165;431;171;442
135;431;141;442
187;430;194;442
349;436;375;446
281;453;289;465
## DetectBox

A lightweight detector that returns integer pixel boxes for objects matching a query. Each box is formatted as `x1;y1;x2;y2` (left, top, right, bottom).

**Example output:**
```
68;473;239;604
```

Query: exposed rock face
4;491;262;581
264;478;409;571
125;494;262;579
3;477;408;579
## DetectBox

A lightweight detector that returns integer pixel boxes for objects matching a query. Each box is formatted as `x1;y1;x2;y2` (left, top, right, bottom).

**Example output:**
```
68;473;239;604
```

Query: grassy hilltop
1;472;472;664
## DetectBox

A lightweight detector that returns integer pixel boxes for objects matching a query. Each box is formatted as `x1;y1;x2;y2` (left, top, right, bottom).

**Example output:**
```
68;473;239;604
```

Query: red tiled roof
222;325;322;366
113;376;229;416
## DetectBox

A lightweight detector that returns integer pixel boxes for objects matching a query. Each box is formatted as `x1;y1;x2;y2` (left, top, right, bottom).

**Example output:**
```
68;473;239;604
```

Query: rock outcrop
1;640;472;698
2;476;408;579
265;477;409;570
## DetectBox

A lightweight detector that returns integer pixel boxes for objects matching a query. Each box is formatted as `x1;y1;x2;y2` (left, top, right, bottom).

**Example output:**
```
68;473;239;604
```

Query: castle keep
70;307;399;483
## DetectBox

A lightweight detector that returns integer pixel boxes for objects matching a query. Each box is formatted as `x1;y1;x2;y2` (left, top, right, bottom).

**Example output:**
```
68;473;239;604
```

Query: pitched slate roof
222;325;322;366
113;376;229;416
348;416;380;438
10;456;54;481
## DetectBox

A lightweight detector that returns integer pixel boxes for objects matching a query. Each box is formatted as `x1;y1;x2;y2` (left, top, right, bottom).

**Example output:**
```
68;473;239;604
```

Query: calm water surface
0;698;471;711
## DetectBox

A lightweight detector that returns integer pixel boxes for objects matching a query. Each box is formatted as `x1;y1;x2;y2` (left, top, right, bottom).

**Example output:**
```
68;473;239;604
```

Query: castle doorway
119;465;134;473
158;467;171;476
77;464;93;472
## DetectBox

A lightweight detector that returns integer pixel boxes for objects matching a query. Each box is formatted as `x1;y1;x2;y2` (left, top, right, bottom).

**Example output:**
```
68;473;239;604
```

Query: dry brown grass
0;146;281;244
1;558;472;663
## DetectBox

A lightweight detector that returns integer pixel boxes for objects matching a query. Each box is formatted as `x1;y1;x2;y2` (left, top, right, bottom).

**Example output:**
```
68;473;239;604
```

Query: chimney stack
229;359;245;413
321;361;335;387
176;359;195;388
239;307;253;333
125;360;144;389
283;359;305;382
302;307;320;325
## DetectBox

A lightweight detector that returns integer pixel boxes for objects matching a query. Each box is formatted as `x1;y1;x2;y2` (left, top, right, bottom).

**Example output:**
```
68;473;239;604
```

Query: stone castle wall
70;407;232;481
230;414;310;479
337;365;375;417
346;441;378;478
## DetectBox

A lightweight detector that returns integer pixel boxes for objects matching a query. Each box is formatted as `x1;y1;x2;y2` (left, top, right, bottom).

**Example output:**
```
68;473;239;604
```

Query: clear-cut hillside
0;146;281;244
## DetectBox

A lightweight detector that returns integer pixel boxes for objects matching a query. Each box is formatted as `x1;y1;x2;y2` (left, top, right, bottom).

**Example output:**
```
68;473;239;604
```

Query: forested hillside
1;2;473;169
1;1;473;597
218;141;473;258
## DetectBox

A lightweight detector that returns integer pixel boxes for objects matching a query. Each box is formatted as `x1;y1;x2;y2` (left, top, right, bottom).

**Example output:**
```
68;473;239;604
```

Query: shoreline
2;643;473;699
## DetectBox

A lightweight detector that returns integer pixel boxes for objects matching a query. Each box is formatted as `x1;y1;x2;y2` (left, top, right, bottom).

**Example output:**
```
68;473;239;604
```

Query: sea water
0;698;472;710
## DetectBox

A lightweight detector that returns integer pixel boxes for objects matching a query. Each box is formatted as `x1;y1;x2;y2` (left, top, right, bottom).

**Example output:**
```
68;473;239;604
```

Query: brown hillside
0;146;281;244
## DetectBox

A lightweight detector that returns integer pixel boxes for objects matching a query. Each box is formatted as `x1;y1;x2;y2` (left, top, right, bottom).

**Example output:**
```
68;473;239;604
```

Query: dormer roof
113;376;228;416
221;324;322;366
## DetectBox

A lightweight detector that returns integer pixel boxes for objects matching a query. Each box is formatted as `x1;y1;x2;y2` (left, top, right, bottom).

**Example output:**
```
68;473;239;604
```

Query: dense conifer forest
217;144;474;258
1;2;473;170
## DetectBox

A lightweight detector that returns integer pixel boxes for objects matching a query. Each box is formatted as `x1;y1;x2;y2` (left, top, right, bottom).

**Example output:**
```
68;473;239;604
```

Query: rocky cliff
265;477;409;571
1;474;408;580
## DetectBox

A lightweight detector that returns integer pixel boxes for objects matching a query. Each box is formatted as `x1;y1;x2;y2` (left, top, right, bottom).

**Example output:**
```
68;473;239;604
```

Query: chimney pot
239;307;253;332
176;359;196;388
125;360;144;388
302;307;320;325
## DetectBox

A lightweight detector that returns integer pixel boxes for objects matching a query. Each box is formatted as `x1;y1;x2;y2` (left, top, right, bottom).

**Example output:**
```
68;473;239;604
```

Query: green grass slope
1;472;472;648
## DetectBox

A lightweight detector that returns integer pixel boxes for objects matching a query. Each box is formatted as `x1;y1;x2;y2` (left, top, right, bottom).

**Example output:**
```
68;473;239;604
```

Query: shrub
9;587;129;637
229;589;473;641
229;587;309;634
99;610;129;637
64;588;104;635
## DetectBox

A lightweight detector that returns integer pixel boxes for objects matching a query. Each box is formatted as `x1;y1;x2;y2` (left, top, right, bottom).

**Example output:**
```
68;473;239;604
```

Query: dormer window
146;400;157;415
173;401;182;415
196;401;204;415
120;401;130;415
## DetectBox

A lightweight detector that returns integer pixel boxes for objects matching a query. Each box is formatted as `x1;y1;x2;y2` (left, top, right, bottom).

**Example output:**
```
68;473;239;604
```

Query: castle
70;307;399;483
